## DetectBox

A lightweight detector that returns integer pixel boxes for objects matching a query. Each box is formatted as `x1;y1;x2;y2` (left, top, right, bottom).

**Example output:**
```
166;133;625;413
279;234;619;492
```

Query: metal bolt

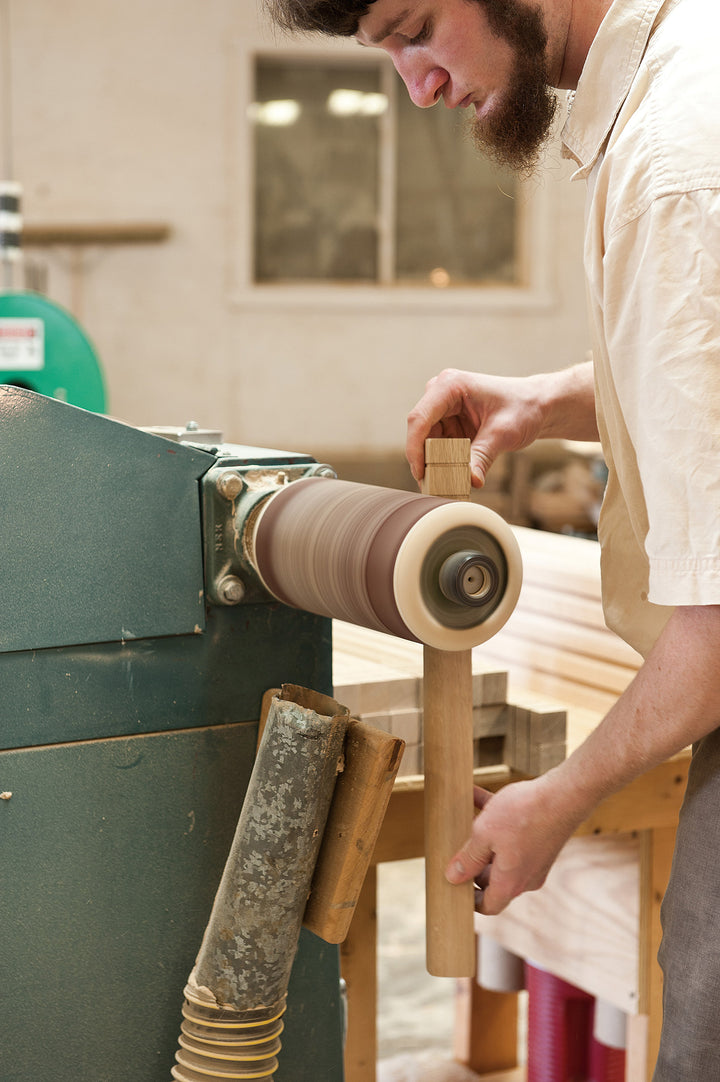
185;420;199;431
217;469;244;500
312;465;337;479
217;575;246;605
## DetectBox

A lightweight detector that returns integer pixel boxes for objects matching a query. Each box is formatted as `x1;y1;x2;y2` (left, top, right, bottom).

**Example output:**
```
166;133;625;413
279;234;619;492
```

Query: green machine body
0;386;344;1082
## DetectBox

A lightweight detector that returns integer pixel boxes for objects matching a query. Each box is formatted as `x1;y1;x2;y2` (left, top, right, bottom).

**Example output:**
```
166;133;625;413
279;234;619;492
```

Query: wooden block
531;740;568;775
303;718;404;944
424;437;473;464
473;667;509;707
397;744;422;777
352;710;394;735
354;708;422;747
507;706;531;774
473;702;513;739
502;705;519;771
421;437;472;500
528;706;567;746
332;674;420;716
388;708;422;746
474;735;506;768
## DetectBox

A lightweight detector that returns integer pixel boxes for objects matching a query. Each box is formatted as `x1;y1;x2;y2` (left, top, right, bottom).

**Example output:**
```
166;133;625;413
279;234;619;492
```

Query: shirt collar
561;0;669;176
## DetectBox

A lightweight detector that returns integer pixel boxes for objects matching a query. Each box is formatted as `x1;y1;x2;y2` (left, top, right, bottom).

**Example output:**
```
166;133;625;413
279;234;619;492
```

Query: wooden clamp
421;438;476;977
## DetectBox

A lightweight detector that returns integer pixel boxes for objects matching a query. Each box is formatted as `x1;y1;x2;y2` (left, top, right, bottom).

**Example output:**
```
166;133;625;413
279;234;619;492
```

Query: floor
378;1055;524;1082
375;858;526;1082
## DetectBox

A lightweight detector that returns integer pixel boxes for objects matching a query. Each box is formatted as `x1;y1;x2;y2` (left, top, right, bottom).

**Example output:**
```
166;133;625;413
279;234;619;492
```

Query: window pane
253;59;382;282
395;81;519;286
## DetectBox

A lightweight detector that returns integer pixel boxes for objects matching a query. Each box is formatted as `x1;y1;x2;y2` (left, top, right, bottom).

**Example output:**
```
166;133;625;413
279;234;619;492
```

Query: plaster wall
6;0;590;462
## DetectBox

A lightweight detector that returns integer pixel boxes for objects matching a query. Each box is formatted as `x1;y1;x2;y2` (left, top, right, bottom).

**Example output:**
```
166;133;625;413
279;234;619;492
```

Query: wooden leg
423;645;476;977
341;864;378;1082
639;826;675;1081
453;978;519;1074
422;436;476;979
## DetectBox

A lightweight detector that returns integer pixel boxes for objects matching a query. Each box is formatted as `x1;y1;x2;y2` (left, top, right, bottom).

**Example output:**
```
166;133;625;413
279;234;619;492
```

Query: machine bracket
201;458;336;607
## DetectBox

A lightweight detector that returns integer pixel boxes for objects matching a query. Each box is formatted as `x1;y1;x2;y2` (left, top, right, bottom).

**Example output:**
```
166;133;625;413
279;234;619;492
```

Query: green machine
0;177;106;411
0;386;345;1082
0;290;107;411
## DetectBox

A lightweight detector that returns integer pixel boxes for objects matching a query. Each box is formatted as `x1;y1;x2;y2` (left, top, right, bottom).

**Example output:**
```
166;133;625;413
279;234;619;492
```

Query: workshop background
7;0;589;475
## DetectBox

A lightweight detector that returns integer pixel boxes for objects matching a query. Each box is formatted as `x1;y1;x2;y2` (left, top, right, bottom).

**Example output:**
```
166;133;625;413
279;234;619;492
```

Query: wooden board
304;719;404;943
259;688;405;944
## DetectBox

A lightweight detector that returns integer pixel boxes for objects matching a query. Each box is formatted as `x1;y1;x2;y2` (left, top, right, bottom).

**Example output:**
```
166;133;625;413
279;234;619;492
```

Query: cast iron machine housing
0;386;345;1082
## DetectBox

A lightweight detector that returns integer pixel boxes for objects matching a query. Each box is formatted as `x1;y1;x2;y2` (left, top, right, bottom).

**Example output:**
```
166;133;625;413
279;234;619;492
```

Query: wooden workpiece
421;437;476;977
420;436;473;500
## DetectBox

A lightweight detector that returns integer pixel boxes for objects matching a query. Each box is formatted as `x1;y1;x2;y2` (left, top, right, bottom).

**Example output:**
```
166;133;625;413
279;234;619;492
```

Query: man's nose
392;52;448;108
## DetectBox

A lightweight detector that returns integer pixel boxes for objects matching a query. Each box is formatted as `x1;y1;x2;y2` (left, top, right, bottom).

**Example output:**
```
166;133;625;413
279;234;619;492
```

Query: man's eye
407;22;430;44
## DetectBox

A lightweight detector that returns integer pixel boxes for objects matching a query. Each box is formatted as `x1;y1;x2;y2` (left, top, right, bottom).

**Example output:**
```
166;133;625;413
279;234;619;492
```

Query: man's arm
447;603;720;914
406;361;598;487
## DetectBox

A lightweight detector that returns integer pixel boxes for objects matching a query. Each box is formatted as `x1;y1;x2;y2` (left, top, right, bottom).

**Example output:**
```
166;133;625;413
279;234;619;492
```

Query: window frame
229;43;556;314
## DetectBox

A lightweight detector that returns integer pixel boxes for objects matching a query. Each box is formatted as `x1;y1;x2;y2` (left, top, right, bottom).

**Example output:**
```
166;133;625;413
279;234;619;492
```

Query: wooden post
421;438;476;977
341;865;378;1082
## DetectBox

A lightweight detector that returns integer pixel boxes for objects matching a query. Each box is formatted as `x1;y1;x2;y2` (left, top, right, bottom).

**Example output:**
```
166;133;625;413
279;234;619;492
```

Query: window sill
227;280;557;315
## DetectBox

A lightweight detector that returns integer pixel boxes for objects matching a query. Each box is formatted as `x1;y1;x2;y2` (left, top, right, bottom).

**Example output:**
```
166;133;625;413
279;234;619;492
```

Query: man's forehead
356;1;419;46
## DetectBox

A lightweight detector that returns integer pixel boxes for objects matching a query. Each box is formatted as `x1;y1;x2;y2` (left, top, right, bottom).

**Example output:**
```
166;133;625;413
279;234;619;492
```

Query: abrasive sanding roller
245;476;522;652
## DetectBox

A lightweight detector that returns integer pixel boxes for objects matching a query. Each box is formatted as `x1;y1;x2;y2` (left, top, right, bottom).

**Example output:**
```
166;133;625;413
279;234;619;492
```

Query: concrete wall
7;0;590;463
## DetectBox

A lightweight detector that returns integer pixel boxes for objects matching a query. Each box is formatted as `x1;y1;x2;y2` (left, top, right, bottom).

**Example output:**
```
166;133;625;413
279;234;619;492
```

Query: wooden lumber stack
333;623;512;775
333;620;574;777
478;526;643;751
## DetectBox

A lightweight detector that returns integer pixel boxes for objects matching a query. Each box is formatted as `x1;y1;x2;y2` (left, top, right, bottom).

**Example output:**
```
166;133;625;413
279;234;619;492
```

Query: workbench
334;525;689;1082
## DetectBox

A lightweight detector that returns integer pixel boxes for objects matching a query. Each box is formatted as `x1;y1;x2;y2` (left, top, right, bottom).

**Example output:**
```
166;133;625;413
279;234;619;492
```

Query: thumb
469;441;496;488
445;834;494;885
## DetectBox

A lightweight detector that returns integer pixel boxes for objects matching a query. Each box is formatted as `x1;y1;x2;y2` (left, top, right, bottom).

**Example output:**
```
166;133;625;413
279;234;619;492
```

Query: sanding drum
248;477;522;651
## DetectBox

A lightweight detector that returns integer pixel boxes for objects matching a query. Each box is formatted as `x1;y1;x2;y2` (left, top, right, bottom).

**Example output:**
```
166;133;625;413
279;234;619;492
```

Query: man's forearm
532;360;599;443
550;605;720;821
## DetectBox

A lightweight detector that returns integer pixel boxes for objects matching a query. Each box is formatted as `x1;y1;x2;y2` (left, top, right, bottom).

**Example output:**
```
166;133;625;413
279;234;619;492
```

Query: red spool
526;965;627;1082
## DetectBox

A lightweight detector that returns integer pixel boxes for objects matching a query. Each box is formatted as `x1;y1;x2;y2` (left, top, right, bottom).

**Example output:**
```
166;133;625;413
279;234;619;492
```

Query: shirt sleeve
602;187;720;607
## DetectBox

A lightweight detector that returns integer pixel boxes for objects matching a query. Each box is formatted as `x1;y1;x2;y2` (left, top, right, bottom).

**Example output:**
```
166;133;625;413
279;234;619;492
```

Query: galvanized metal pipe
172;685;349;1082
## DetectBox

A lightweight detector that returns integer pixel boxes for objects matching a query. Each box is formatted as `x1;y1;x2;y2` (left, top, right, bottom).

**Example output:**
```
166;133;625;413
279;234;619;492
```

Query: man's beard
468;0;557;174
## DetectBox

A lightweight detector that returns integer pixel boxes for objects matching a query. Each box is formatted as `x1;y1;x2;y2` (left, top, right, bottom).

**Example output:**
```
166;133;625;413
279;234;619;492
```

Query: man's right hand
406;362;598;488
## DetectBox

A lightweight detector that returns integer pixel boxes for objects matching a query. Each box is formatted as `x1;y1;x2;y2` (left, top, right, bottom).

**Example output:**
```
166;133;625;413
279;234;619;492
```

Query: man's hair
264;0;377;37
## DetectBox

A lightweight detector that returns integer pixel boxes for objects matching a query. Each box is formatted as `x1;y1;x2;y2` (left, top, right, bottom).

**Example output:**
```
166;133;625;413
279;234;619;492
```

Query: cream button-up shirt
562;0;720;657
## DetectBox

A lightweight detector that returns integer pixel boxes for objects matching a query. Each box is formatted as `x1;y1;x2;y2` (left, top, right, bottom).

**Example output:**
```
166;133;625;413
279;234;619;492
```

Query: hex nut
217;470;244;500
217;575;246;605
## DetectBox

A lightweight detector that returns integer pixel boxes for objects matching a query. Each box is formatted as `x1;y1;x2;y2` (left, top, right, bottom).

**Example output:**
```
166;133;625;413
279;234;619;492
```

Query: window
252;56;520;289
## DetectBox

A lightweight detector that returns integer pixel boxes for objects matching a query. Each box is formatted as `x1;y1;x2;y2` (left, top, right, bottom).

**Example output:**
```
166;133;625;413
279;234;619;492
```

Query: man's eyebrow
357;7;413;45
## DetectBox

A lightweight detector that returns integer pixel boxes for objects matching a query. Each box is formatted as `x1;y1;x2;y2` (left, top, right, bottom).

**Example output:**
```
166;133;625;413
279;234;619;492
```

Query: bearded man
265;1;720;1077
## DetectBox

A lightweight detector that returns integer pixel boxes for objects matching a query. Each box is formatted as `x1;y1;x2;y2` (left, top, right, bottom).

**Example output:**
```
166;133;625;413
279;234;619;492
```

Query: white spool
393;501;522;650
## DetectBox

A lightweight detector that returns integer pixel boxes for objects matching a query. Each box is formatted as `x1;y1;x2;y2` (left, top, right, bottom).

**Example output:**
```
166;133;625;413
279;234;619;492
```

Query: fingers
406;370;504;488
405;370;471;483
473;786;493;811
